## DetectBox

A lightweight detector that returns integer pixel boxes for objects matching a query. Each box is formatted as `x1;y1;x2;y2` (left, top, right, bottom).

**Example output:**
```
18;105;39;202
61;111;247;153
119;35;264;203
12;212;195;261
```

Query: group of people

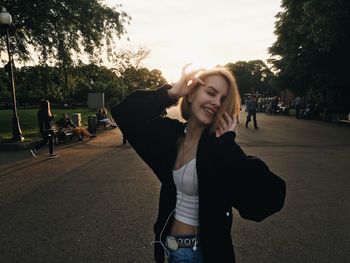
30;103;118;158
56;112;96;141
293;96;322;120
243;95;287;129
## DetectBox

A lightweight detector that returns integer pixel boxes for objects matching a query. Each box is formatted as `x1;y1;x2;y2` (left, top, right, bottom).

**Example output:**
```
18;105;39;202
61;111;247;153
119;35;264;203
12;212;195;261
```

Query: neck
186;118;206;141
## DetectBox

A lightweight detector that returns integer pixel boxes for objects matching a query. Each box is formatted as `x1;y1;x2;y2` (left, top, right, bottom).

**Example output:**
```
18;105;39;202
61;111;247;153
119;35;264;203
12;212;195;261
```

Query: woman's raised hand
168;64;206;99
216;112;238;138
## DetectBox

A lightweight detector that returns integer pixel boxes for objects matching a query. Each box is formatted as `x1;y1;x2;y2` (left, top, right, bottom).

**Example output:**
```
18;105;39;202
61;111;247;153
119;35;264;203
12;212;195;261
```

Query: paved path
0;109;349;263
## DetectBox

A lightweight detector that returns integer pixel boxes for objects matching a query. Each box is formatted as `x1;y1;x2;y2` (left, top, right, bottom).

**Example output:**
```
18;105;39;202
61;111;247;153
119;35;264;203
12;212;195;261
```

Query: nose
212;95;221;107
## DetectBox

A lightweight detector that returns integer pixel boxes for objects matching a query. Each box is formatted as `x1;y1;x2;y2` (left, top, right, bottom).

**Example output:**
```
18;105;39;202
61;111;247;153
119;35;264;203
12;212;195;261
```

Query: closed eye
207;90;215;96
206;86;217;96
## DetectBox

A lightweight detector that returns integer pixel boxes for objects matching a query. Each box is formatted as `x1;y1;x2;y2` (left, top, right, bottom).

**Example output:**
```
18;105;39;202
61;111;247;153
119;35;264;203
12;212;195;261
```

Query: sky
106;0;283;82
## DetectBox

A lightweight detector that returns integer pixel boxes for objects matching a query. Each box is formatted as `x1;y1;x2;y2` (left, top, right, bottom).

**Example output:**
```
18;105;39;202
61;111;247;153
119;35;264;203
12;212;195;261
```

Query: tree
0;68;10;105
0;0;130;65
121;66;166;93
15;65;63;104
9;62;167;107
111;47;151;73
226;60;275;96
146;69;167;89
269;0;350;117
110;47;165;94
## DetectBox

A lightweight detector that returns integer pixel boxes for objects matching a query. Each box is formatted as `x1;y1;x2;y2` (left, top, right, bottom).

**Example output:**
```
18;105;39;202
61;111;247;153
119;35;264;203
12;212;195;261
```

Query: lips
203;106;217;117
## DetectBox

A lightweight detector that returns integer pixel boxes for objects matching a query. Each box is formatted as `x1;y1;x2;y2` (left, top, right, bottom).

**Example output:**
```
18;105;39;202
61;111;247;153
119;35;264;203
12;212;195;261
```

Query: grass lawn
0;108;96;142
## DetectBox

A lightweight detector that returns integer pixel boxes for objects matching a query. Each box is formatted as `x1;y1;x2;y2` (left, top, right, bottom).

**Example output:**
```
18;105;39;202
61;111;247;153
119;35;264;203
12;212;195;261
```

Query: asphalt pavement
0;108;349;263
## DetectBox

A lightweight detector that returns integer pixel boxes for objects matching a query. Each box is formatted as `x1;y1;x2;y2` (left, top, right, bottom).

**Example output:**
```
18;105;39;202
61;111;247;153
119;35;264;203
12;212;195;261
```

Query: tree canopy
269;0;350;114
0;61;167;108
0;0;130;65
226;60;276;97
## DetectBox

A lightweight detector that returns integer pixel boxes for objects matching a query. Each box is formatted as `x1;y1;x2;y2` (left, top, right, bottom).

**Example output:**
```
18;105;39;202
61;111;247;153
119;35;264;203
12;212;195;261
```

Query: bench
51;122;76;145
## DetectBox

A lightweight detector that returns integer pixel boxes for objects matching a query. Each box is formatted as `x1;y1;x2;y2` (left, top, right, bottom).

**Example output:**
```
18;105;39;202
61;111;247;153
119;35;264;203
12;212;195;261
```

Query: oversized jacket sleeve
110;85;182;181
213;131;286;222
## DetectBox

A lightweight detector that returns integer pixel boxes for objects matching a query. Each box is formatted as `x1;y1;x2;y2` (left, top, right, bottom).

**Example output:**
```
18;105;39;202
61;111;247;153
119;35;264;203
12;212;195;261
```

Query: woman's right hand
167;64;206;99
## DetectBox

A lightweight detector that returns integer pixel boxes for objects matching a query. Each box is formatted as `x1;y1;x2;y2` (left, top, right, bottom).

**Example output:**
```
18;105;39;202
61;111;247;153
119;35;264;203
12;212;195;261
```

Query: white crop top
173;159;199;226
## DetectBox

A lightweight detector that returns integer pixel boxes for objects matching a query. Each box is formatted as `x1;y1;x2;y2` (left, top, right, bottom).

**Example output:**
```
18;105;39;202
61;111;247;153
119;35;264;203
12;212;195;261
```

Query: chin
198;114;214;126
191;108;215;126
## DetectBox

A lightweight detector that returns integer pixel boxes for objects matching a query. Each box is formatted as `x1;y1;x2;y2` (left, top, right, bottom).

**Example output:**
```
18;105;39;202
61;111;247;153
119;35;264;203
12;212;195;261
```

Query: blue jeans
167;247;203;263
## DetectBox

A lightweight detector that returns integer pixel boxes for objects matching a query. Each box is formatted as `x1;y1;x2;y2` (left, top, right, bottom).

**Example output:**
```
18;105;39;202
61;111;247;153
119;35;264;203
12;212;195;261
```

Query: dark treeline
1;0;349;118
269;0;350;119
0;64;167;108
0;59;277;109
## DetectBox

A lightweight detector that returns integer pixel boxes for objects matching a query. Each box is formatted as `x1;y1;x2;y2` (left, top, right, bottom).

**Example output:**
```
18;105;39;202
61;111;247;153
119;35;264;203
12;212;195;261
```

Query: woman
96;107;117;128
30;99;59;159
111;65;286;263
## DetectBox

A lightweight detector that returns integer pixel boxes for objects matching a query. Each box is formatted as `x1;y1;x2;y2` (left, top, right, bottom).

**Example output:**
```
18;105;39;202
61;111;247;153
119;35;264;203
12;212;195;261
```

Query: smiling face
180;67;241;133
188;75;229;127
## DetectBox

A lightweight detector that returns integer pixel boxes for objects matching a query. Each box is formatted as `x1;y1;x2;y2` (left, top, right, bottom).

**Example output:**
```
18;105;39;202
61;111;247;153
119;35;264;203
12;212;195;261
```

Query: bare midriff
171;218;200;235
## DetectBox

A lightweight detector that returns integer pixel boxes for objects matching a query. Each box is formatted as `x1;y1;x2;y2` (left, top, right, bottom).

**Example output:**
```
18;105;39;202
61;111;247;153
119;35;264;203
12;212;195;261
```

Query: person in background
293;96;303;119
57;113;96;141
245;95;259;129
96;107;117;128
111;65;286;263
30;99;59;159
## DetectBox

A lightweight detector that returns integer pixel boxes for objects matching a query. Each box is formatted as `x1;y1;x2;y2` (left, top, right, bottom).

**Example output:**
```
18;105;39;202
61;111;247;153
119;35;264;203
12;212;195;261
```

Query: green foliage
226;60;276;96
0;62;167;107
108;47;166;94
0;0;130;65
122;66;167;92
269;0;350;113
0;68;10;103
72;64;121;104
15;65;64;104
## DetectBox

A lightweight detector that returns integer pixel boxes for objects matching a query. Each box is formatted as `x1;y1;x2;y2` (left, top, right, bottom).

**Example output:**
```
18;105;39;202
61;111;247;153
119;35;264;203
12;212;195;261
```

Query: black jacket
111;86;286;263
37;109;54;136
57;117;76;129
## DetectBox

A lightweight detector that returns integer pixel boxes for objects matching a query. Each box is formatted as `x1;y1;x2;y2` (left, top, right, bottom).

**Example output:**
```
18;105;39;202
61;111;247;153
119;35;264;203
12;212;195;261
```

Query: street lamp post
0;7;23;141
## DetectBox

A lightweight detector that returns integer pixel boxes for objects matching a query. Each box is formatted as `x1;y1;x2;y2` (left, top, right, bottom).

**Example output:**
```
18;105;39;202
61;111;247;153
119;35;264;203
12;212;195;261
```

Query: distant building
87;93;104;110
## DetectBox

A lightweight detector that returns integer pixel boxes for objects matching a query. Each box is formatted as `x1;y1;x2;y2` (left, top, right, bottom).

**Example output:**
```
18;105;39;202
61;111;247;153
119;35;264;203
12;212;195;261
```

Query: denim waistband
166;234;200;250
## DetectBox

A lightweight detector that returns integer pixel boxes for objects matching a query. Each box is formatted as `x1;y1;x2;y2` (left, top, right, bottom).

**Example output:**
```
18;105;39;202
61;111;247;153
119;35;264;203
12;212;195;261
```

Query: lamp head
0;7;12;26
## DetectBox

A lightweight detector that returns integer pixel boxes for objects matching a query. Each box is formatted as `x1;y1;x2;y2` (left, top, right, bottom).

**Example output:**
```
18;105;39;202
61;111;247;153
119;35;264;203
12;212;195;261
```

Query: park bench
51;122;76;145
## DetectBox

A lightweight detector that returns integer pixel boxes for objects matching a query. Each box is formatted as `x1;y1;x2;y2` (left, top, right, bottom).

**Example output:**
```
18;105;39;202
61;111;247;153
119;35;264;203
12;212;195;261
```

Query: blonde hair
180;67;241;133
